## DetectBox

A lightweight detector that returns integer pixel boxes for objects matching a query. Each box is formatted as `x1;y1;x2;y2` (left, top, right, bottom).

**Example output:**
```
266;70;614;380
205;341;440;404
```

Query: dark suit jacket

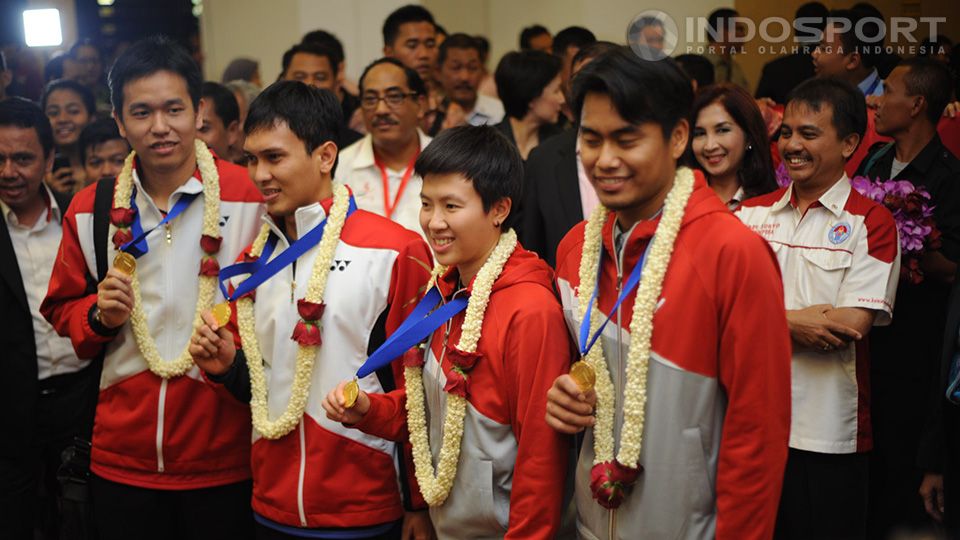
0;188;72;457
518;129;582;267
755;51;815;105
493;118;563;159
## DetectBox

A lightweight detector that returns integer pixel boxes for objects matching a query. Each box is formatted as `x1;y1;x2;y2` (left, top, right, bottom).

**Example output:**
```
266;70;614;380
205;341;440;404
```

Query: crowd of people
1;2;960;540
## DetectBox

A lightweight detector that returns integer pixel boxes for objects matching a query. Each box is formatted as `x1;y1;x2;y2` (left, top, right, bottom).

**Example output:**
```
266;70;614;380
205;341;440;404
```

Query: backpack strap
93;178;115;282
861;142;894;179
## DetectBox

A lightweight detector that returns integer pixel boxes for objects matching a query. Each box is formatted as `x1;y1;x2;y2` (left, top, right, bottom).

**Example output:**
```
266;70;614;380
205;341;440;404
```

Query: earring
747;144;753;150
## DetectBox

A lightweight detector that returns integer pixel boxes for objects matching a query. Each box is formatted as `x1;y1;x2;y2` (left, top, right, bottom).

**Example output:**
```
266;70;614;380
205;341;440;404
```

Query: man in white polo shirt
336;57;430;236
737;77;900;540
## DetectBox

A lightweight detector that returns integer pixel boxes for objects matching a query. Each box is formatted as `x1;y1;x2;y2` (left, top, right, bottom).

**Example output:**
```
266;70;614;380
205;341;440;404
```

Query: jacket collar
263;196;336;245
772;174;850;218
900;133;943;176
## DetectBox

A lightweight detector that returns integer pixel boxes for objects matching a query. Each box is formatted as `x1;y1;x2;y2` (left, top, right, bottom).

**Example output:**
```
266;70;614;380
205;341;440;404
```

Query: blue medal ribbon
121;188;199;258
217;196;358;301
578;239;653;357
355;286;469;379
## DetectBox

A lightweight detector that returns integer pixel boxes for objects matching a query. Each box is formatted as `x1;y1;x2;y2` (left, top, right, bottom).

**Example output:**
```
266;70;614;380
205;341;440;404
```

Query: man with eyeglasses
336;58;431;237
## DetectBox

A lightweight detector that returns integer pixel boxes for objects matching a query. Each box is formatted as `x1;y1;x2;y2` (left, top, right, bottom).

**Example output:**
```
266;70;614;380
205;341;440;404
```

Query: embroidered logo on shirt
330;260;351;271
828;222;852;245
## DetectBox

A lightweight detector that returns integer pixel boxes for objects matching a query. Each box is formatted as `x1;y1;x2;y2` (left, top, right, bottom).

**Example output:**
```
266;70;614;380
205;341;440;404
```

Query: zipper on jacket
434;287;464;436
614;240;626;429
297;419;308;526
156;378;167;472
290;260;297;304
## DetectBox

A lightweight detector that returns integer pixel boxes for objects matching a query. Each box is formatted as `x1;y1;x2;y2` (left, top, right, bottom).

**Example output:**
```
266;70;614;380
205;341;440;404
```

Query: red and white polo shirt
737;176;900;454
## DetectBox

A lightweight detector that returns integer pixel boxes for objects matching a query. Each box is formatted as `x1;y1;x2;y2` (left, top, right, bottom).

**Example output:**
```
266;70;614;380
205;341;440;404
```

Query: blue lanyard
578;239;653;357
121;188;199;258
356;286;469;378
217;196;358;301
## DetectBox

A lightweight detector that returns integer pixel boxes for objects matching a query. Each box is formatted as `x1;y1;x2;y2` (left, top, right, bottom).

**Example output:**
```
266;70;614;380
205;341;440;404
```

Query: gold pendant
342;378;360;408
113;252;137;275
570;360;596;392
210;302;232;328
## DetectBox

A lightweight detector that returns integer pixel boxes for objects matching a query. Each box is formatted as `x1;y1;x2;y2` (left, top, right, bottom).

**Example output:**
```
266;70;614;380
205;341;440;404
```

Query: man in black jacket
0;98;94;539
858;57;960;537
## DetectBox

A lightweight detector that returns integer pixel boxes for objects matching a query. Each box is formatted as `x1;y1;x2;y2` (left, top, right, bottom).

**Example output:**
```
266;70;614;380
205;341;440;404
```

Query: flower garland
236;183;351;440
578;167;695;509
111;139;222;379
404;229;518;506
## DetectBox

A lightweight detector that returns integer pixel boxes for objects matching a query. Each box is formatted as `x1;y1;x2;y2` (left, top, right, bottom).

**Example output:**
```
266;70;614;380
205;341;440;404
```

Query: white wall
201;0;408;84
202;0;729;86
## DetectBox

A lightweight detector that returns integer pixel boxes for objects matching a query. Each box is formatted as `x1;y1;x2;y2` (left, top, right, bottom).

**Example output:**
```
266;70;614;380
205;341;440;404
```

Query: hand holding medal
95;260;136;330
187;309;237;376
570;360;596;392
321;379;369;425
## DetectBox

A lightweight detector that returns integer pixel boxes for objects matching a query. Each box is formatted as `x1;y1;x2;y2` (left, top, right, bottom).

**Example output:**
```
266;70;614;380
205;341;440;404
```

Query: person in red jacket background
323;125;574;539
544;46;791;540
41;36;264;540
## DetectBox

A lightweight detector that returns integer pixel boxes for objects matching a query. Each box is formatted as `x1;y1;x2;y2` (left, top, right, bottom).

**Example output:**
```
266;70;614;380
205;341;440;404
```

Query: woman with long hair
690;83;778;209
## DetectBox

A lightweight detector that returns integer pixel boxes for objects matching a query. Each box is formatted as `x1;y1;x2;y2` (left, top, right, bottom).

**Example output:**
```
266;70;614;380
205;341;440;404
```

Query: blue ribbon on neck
121;188;199;258
217;196;358;301
578;239;653;357
355;285;469;379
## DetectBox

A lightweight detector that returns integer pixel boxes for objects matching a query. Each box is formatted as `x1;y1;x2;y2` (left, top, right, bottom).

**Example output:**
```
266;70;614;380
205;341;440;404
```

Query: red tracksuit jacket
41;158;263;489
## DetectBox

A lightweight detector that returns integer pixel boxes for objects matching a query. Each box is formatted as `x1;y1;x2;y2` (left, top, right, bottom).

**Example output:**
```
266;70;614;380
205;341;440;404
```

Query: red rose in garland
443;368;468;398
296;299;325;322
200;234;222;255
589;460;643;509
199;257;220;276
446;346;482;372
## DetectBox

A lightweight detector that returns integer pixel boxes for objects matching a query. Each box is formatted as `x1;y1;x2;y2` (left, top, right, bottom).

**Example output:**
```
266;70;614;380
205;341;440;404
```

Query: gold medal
211;302;232;328
570;360;596;392
342;378;359;408
112;252;136;275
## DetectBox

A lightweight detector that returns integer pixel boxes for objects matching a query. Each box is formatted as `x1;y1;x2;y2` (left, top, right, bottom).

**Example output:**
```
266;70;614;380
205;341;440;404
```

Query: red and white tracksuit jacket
554;171;792;540
221;200;433;528
355;247;574;539
41;158;264;489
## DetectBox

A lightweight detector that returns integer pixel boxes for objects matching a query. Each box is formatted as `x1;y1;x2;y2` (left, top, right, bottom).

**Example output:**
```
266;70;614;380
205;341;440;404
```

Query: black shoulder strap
93;178;115;282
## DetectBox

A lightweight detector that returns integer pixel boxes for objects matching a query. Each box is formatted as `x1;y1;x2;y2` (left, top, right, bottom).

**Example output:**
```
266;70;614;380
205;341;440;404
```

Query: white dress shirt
336;130;432;237
2;184;88;379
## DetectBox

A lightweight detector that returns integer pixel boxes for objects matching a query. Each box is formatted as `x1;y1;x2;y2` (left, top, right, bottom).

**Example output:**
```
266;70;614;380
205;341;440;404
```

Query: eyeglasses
361;91;419;110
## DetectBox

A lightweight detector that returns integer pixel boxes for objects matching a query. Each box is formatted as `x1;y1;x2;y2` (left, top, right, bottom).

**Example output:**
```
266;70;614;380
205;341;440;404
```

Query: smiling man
545;47;791;540
737;77;900;539
41;35;264;540
335;58;430;236
187;80;433;539
0;97;90;539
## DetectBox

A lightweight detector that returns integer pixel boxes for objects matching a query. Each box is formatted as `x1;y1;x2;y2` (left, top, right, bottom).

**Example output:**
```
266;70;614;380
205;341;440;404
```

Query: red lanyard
373;149;419;219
